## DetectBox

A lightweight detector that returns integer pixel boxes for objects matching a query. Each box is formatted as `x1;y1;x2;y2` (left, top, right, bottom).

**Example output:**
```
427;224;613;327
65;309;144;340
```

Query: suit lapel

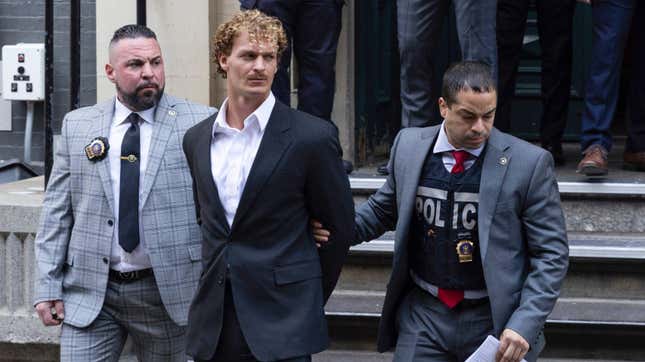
198;113;230;234
478;128;510;261
93;98;116;213
397;126;437;247
140;94;177;207
230;102;292;232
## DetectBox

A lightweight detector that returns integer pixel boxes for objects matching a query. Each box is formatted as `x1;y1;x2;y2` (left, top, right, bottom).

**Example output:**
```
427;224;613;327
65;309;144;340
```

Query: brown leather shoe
577;144;608;176
623;151;645;171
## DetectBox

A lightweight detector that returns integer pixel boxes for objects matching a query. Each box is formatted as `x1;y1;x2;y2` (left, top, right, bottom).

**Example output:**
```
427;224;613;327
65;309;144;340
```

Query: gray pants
397;0;497;128
60;274;187;362
393;286;494;362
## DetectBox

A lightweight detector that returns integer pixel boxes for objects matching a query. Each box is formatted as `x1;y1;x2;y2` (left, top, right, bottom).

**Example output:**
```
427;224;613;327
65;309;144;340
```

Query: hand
35;300;65;326
310;219;330;248
496;329;529;362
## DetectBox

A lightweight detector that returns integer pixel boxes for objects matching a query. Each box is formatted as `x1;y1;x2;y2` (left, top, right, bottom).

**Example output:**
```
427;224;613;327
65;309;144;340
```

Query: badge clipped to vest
456;239;475;263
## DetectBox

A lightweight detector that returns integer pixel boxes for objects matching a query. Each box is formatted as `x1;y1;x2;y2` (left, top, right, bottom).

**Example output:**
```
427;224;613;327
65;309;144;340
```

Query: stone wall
0;177;58;360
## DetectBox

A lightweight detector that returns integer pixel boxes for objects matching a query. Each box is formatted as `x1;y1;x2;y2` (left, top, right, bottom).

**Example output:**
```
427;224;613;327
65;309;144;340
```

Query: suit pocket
273;259;322;286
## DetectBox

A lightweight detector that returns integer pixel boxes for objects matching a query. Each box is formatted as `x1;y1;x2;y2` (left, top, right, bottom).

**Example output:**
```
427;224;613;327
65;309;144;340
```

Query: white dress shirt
211;93;275;227
108;98;155;272
432;121;485;172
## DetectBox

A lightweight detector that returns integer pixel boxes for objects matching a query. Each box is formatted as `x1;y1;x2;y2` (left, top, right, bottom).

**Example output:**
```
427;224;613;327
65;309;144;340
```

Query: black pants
496;0;575;147
195;282;311;362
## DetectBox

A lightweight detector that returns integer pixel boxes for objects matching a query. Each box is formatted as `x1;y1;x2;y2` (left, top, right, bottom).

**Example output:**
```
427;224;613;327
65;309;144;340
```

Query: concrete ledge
0;177;43;233
0;314;59;345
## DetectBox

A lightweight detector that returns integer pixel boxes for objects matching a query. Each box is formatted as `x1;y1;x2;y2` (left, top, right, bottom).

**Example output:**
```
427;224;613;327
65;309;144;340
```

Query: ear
219;54;229;73
438;97;448;119
105;63;116;84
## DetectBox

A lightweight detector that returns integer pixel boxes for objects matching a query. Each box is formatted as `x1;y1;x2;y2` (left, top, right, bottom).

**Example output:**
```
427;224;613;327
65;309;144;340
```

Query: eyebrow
456;109;477;117
484;108;496;115
456;107;497;116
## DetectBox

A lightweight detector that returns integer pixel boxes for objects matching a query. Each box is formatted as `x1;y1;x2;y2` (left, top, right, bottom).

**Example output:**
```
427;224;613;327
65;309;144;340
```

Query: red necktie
437;150;469;308
450;150;469;174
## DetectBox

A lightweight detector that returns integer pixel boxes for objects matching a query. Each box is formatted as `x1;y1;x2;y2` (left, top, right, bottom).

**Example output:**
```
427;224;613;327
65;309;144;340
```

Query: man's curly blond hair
213;9;288;78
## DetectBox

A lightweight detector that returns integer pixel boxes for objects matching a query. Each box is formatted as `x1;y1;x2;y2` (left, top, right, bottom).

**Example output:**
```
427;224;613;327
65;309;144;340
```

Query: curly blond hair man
183;10;355;362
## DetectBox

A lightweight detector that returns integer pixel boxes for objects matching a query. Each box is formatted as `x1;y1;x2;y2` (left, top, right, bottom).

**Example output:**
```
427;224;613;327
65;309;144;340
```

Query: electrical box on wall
2;43;45;101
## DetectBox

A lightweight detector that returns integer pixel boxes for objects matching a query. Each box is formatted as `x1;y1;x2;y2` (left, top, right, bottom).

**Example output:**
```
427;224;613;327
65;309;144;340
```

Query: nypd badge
85;137;109;162
456;239;475;263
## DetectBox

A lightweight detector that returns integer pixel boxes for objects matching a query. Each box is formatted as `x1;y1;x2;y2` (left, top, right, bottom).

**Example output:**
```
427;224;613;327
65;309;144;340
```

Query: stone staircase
322;175;645;361
2;168;645;361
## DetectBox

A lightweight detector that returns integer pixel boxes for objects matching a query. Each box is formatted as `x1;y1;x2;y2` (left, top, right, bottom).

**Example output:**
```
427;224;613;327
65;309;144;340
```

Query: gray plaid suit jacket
34;93;215;328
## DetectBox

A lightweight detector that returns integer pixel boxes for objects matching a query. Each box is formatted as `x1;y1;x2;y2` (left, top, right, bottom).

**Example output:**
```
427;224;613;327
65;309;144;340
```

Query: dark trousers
241;0;343;123
626;0;645;152
195;282;311;362
397;0;497;128
393;286;494;362
580;0;643;153
496;0;575;143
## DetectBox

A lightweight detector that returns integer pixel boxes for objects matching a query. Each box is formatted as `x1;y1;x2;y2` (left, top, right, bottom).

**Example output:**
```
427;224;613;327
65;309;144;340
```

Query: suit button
107;220;113;226
217;275;224;285
102;257;108;264
226;263;231;270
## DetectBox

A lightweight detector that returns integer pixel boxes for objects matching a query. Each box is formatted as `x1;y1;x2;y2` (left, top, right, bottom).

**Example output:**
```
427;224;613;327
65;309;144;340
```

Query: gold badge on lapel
85;137;109;162
456;240;475;263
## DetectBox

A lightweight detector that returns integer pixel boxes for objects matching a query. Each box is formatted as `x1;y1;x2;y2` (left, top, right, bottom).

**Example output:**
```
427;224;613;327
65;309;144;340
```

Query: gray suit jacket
34;94;215;328
355;126;569;361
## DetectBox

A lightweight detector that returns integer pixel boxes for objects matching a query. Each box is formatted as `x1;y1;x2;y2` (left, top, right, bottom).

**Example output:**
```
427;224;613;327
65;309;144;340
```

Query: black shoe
377;163;389;175
342;160;354;174
542;143;565;166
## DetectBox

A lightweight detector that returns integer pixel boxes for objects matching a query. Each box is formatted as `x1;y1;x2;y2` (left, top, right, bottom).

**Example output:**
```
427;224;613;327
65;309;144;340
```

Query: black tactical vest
409;148;487;290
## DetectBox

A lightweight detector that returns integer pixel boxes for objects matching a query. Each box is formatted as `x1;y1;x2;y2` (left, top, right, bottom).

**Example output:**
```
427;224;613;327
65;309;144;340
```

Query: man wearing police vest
313;61;569;362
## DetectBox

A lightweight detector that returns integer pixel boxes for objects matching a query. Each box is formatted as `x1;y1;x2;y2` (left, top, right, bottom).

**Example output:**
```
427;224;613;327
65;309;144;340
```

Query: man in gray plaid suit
33;24;214;361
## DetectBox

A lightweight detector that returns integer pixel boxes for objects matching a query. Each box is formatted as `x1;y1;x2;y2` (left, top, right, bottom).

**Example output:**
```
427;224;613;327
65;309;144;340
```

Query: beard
117;82;164;111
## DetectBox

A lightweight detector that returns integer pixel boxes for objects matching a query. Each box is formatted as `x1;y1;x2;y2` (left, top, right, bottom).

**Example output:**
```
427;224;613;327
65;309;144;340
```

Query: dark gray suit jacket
355;126;569;362
182;101;355;361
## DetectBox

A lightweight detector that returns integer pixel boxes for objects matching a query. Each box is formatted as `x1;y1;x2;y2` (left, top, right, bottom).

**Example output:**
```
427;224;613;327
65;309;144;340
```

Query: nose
253;56;267;72
471;117;486;134
141;62;154;78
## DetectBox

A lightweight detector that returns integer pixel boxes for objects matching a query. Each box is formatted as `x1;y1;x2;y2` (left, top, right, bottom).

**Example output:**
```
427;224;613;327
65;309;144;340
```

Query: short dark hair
110;24;157;47
441;61;496;106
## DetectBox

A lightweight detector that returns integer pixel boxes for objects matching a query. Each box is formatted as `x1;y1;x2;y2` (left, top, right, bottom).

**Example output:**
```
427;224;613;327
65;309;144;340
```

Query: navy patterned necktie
119;113;141;253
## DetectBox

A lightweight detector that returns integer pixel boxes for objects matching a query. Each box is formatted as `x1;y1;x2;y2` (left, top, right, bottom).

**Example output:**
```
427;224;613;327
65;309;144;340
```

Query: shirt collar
432;120;485;157
114;97;155;126
213;92;276;135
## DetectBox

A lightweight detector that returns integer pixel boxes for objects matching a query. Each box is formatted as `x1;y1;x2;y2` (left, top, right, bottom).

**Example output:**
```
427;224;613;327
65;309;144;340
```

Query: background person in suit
182;10;354;362
496;0;576;165
34;25;214;361
576;0;644;176
376;0;497;176
314;62;569;362
397;0;497;130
